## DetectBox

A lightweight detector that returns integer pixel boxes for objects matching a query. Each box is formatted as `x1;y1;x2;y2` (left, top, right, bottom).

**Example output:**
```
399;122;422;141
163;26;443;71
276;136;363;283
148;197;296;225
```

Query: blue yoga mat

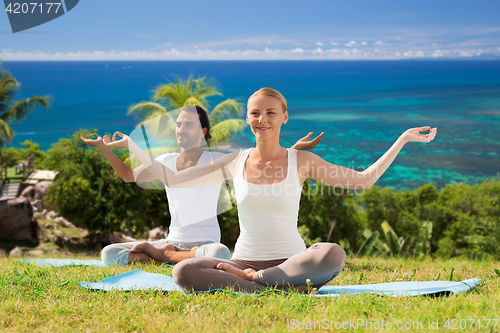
316;279;481;297
19;258;175;268
78;269;482;297
20;258;107;267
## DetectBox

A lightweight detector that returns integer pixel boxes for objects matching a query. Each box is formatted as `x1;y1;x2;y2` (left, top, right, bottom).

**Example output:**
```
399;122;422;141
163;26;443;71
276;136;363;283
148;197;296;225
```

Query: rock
148;227;167;241
35;200;44;211
0;249;6;258
34;181;58;211
108;231;126;244
30;249;45;256
123;235;137;242
44;223;54;229
80;231;89;238
34;212;45;220
0;196;44;243
34;181;51;200
21;186;35;199
54;217;76;228
53;229;69;246
46;210;56;220
9;247;23;257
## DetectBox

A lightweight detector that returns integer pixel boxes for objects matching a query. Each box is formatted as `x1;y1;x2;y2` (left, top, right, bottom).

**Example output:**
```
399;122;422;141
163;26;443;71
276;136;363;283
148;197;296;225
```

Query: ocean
2;60;500;190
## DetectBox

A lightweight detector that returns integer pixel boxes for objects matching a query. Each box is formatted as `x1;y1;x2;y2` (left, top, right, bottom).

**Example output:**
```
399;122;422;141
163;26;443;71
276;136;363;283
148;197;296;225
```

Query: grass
1;256;499;332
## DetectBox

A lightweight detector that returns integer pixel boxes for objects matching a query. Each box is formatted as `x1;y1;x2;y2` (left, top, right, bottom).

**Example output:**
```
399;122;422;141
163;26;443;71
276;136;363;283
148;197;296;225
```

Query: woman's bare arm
299;126;437;190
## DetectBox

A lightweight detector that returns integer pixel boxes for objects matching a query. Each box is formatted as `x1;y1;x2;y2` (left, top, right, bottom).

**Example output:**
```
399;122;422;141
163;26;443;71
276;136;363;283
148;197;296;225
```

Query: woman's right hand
80;132;105;149
402;126;437;143
105;131;130;150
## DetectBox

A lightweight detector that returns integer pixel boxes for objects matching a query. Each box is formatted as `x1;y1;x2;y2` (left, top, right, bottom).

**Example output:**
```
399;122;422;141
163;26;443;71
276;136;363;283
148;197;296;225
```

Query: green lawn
1;256;499;332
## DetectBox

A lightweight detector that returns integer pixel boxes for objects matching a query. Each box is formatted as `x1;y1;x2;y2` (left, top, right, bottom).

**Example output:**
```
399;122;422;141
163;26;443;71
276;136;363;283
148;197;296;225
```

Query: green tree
0;60;51;152
127;73;246;143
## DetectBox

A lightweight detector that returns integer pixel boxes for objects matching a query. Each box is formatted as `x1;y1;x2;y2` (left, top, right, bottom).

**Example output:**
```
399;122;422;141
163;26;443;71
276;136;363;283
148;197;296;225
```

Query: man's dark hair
195;105;211;141
181;105;211;141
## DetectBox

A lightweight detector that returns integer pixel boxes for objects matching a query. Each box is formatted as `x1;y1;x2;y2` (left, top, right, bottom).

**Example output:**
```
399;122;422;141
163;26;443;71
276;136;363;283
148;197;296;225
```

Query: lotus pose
105;88;437;292
81;105;323;266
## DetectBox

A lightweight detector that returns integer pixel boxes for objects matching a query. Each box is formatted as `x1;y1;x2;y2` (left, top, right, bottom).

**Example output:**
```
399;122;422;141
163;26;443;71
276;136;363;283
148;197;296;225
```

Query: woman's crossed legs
173;242;346;293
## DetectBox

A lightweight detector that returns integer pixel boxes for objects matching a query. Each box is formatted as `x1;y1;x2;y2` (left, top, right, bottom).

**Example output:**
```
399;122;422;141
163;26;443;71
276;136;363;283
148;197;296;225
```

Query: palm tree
127;73;246;143
0;60;51;151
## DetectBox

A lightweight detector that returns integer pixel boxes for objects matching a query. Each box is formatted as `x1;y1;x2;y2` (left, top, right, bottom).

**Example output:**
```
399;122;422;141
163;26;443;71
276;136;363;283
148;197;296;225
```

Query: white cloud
361;41;367;45
374;41;383;46
431;50;444;57
316;41;324;46
156;36;296;49
344;40;356;47
330;42;339;45
1;45;497;61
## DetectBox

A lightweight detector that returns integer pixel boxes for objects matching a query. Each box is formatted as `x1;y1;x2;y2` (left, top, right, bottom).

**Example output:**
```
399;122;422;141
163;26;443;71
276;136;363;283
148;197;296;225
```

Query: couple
83;87;436;292
82;104;323;266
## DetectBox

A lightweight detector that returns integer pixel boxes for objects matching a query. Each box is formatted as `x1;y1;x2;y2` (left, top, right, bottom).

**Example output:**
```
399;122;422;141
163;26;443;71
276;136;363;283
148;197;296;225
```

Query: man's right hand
80;132;106;149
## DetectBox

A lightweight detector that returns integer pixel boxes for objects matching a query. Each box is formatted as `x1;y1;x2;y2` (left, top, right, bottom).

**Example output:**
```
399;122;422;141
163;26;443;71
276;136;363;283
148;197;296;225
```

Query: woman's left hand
402;126;437;143
292;132;324;150
105;131;130;149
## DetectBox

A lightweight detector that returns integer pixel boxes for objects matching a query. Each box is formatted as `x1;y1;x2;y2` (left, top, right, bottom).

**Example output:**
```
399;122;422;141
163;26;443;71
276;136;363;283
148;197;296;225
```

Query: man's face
175;110;204;148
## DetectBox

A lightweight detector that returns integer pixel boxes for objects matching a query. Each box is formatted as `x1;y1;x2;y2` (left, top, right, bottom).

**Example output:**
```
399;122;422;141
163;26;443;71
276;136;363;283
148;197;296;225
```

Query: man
81;105;322;265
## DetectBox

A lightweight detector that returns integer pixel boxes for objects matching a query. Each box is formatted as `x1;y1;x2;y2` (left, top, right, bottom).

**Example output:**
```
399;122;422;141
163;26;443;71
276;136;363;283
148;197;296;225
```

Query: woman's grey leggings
173;242;346;292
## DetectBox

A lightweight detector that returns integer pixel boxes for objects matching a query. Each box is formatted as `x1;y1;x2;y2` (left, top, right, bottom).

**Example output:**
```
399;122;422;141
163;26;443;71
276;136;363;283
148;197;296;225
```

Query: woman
106;88;437;292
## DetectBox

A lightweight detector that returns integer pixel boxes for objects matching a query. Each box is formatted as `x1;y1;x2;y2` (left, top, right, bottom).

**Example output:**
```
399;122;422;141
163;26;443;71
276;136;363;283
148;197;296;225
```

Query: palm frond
138;112;177;142
209;119;247;143
193;76;222;100
127;101;167;120
184;96;206;107
153;83;189;110
209;99;244;125
0;118;14;144
0;95;51;123
0;74;18;91
0;73;20;114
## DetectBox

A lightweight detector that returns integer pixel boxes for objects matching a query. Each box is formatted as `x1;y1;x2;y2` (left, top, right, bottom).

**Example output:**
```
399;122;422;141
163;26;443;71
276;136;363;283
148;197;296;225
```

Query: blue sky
1;0;500;60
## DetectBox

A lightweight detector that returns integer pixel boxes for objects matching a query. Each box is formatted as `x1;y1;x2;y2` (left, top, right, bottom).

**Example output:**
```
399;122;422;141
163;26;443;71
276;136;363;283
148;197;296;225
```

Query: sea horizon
2;60;500;190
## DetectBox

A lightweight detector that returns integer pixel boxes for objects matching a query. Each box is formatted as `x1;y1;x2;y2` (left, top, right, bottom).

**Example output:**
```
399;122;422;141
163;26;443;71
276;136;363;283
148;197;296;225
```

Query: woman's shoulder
296;150;319;161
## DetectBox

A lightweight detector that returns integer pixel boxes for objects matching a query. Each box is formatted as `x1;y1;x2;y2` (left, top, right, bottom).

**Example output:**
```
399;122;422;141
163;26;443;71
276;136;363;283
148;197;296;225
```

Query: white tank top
156;151;223;243
231;148;307;260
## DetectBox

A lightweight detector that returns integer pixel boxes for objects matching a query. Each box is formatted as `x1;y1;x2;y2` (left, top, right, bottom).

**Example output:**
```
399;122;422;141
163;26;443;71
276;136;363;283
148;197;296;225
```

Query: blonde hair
248;87;287;112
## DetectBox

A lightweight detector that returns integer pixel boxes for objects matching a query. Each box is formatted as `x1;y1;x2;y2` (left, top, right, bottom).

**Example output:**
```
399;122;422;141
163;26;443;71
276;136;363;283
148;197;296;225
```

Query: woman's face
246;94;288;141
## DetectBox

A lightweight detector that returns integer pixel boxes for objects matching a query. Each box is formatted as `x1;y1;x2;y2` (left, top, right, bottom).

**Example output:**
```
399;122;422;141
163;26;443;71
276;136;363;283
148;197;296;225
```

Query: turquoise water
3;60;500;190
